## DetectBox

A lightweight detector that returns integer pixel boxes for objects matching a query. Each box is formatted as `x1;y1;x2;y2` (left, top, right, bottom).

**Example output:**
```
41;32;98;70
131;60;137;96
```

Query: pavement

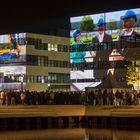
0;105;140;118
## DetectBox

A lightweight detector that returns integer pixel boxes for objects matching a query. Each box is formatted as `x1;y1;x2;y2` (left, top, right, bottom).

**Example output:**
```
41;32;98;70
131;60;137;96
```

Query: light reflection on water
0;128;86;140
86;128;140;140
0;128;140;140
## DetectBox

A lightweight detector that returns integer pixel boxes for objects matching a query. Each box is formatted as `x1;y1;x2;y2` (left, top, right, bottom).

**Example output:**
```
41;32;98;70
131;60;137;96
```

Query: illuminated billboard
0;33;26;62
71;8;140;43
0;66;26;90
0;33;26;90
70;8;140;91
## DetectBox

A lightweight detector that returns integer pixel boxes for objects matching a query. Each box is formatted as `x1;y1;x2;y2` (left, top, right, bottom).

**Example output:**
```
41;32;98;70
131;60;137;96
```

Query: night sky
0;0;139;36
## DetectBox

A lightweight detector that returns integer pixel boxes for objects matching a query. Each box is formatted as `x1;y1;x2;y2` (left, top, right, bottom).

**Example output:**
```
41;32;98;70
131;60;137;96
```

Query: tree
80;16;94;39
126;52;140;90
106;19;118;30
106;19;119;40
126;65;139;89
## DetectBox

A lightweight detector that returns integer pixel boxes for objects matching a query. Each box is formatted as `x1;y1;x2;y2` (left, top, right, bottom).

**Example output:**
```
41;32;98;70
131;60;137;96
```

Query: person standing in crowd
92;18;112;44
121;10;138;37
0;90;5;105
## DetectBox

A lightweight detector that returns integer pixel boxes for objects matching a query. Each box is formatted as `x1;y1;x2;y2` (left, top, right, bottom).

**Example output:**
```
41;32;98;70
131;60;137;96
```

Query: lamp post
19;74;24;91
47;83;50;91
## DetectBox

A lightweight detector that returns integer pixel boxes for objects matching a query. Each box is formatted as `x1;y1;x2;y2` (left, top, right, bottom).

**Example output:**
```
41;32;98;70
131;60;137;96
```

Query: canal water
0;128;140;140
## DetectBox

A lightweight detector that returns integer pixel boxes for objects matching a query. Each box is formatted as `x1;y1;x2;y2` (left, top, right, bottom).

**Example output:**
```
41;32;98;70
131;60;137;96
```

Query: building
0;33;71;92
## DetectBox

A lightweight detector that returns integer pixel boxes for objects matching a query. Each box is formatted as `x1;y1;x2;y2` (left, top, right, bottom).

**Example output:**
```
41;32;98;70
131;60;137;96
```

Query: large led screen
0;33;26;90
0;66;26;90
0;33;26;63
70;8;140;91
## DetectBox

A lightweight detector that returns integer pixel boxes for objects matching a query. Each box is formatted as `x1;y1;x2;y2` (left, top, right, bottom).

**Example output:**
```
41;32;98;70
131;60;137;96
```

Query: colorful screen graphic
0;33;26;62
0;33;26;90
70;8;140;91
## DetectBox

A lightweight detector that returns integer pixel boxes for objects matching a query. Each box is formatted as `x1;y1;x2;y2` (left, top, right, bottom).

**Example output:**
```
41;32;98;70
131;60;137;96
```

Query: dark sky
0;0;139;36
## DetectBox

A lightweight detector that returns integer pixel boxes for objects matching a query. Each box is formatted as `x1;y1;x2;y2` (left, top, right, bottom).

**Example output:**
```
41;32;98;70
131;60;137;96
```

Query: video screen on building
70;8;140;91
0;66;26;91
0;33;26;90
0;33;26;63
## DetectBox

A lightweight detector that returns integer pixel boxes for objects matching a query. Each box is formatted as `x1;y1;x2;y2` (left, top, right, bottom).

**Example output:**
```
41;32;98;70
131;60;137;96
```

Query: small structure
86;71;131;93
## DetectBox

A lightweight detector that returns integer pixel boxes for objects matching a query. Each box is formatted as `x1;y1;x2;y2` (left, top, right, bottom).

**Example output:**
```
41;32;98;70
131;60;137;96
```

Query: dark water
0;128;140;140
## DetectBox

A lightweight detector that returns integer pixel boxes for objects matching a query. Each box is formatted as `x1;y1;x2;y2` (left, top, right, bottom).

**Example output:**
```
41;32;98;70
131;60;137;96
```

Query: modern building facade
0;33;71;92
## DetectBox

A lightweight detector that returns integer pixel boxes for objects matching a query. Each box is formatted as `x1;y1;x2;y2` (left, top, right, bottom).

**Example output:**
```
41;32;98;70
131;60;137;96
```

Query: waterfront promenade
0;105;140;118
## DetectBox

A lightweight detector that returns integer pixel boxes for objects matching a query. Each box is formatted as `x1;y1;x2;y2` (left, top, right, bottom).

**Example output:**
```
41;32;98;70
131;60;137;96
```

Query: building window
63;45;68;52
30;75;34;83
34;76;37;83
54;44;58;51
48;43;51;51
41;76;44;83
43;43;48;50
44;76;48;83
37;56;44;66
58;44;63;52
48;73;70;83
37;76;42;83
26;55;38;66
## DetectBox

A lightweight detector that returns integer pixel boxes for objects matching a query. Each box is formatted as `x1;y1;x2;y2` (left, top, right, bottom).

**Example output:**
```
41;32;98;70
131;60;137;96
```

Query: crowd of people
0;89;140;106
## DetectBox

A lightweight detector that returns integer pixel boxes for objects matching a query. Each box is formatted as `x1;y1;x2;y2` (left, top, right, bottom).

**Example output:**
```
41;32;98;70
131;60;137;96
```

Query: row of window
13;38;26;45
71;61;130;70
26;37;69;52
71;77;126;83
6;36;139;52
2;73;126;84
0;53;130;69
3;73;70;83
26;55;70;68
26;54;130;69
48;60;70;68
26;36;140;52
71;79;101;83
26;37;42;46
26;55;48;66
4;75;25;83
71;40;140;52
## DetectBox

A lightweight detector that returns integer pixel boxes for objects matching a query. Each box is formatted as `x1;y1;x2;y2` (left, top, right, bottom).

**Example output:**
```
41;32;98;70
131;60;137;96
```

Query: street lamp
19;74;24;91
47;83;50;91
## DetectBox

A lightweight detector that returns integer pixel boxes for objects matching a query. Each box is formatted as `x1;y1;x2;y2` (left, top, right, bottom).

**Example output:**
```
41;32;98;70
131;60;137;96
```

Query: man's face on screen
123;18;136;29
98;24;105;34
